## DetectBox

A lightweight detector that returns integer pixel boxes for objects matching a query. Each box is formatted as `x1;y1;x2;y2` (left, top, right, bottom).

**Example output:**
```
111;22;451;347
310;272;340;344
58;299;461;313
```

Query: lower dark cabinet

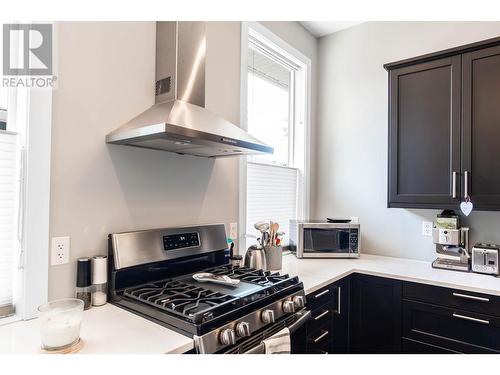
305;274;401;354
305;279;348;354
350;274;402;353
304;273;499;354
402;299;500;353
305;286;337;354
332;276;349;353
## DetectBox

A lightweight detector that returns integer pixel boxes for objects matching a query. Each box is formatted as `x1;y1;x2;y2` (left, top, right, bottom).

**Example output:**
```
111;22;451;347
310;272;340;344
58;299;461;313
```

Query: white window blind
0;130;18;317
246;162;298;249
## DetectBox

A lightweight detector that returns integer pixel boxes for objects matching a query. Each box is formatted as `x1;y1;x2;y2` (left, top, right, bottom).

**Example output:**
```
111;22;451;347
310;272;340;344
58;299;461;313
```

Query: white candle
40;308;81;349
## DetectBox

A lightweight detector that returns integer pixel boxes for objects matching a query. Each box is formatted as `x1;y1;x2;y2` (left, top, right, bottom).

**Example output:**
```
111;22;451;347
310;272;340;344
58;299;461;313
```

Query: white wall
49;22;241;299
314;22;500;261
49;21;316;300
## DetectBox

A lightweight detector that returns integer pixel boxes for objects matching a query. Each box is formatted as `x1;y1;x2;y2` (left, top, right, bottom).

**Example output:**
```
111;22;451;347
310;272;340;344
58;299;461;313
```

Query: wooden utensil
271;222;279;245
269;221;274;246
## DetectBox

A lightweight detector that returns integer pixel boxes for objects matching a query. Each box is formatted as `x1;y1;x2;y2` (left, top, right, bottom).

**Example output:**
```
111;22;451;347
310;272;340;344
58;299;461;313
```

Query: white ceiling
300;21;364;38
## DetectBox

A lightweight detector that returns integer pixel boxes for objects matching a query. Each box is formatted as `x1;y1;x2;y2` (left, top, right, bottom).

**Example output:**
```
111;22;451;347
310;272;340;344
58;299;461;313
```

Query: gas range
108;224;309;353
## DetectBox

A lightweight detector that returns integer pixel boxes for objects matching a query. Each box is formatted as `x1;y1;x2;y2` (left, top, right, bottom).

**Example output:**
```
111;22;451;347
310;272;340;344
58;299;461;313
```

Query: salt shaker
91;255;107;306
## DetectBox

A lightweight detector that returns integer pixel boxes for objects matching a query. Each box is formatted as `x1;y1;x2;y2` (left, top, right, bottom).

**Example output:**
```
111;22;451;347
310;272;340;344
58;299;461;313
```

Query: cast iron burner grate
122;266;299;325
123;280;238;323
205;265;290;285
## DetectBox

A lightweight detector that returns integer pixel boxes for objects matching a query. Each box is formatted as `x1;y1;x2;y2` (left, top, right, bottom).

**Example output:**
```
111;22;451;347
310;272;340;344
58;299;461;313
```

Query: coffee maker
431;211;470;272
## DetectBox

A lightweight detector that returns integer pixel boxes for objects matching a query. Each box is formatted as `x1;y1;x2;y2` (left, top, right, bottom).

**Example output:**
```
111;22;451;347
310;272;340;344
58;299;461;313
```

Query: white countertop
2;254;499;354
0;303;193;354
281;253;500;296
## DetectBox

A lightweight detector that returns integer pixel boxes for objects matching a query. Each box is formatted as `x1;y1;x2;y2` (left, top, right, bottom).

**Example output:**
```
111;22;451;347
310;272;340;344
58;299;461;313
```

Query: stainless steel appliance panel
472;244;499;275
110;224;227;269
291;221;360;259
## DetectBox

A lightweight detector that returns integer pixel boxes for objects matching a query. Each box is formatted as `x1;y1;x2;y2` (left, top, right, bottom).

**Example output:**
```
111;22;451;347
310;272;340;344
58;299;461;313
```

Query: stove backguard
109;224;228;269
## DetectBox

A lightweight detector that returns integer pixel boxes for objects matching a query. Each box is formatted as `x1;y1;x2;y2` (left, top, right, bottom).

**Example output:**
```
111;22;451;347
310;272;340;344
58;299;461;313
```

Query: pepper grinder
75;257;92;310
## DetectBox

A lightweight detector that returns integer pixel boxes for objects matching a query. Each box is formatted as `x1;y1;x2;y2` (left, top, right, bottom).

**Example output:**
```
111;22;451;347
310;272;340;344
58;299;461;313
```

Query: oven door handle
243;310;311;354
244;343;266;354
289;309;311;334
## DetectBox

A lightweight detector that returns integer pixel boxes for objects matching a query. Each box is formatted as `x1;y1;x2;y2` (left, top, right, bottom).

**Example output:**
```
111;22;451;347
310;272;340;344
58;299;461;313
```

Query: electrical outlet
51;236;70;265
422;222;433;237
229;222;238;241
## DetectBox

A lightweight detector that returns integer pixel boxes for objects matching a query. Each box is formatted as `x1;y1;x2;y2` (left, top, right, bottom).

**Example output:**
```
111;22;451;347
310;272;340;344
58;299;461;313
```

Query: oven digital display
163;232;200;251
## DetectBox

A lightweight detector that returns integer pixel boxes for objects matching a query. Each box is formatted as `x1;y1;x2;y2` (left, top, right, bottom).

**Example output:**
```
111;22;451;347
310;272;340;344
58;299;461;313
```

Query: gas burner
123;280;237;323
239;274;288;285
205;265;290;286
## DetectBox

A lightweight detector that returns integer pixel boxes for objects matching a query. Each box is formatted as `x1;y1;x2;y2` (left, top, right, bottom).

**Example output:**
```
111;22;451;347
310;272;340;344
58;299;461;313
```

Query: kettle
244;244;267;270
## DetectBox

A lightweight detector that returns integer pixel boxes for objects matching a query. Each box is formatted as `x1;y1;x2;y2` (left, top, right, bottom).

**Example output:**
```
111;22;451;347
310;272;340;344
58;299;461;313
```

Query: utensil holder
264;245;283;271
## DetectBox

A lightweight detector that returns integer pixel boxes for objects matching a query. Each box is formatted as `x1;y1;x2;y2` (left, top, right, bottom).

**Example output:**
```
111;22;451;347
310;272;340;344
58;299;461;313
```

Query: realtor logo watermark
2;23;57;88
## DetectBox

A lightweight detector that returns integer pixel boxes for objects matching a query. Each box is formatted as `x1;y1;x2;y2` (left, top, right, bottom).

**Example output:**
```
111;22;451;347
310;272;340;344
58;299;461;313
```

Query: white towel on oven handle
262;327;291;354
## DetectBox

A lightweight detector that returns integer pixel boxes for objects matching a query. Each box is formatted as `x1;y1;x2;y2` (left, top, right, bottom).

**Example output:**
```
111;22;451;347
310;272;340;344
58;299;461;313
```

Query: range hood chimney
106;22;273;157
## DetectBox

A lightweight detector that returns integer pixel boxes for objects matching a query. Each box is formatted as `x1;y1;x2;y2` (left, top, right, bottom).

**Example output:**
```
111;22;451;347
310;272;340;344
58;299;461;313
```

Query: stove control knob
219;328;237;346
282;300;295;313
293;295;305;309
235;322;251;337
261;309;275;324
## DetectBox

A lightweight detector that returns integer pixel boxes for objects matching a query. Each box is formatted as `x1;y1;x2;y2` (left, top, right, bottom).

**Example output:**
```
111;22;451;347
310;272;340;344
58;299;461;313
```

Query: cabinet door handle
452;292;489;302
337;286;341;315
452;313;489;325
452;171;457;198
313;289;330;299
464;170;469;198
314;309;330;321
313;330;329;343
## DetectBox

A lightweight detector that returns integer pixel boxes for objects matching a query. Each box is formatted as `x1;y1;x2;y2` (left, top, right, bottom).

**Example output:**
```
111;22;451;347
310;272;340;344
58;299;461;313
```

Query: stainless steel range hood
106;22;273;157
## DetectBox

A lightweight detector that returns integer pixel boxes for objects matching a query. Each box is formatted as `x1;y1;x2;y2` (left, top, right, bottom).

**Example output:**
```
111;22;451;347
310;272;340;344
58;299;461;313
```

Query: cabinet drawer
402;338;458;354
309;304;335;328
308;348;330;354
306;285;337;311
403;300;500;353
307;339;331;354
307;326;332;352
403;281;500;317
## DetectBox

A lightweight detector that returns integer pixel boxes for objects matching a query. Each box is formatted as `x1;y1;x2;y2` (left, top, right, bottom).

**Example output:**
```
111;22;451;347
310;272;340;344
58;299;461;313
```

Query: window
0;86;22;319
0;24;51;323
0;88;7;130
240;23;311;250
247;45;293;166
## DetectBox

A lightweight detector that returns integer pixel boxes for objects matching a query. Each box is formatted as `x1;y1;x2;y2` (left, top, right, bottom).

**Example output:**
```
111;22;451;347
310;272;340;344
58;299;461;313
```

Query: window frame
0;87;52;326
238;21;311;250
0;23;52;323
20;88;52;321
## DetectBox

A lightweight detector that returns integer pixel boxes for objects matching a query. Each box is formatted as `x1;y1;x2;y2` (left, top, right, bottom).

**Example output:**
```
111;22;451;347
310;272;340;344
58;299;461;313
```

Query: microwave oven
290;220;360;258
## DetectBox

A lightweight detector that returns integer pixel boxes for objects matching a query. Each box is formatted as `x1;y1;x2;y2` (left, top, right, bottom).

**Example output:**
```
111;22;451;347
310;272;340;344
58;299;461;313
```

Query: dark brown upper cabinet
388;57;461;208
385;37;500;210
462;45;500;210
